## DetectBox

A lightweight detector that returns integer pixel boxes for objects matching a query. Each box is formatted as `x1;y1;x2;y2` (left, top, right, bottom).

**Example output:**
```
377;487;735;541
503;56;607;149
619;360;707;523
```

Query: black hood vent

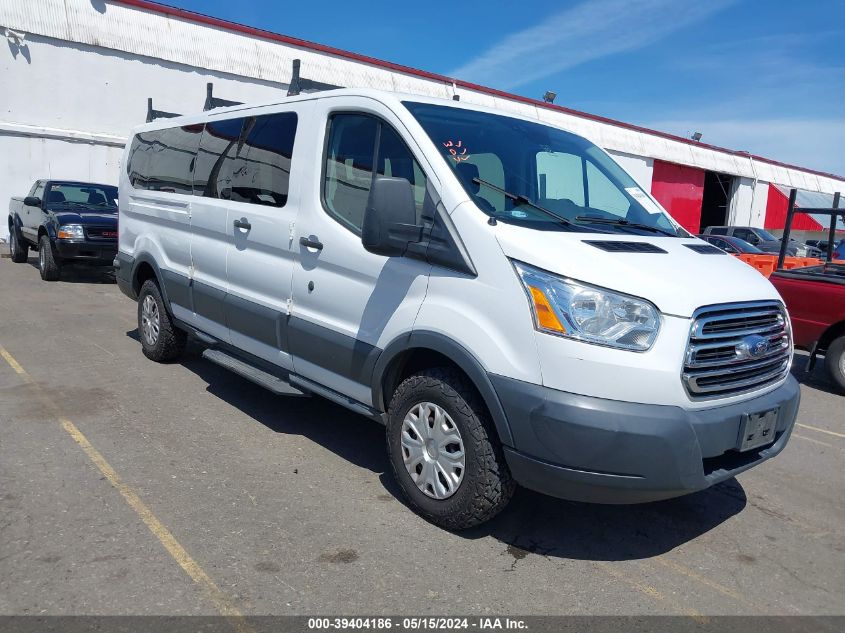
583;240;667;254
684;243;725;255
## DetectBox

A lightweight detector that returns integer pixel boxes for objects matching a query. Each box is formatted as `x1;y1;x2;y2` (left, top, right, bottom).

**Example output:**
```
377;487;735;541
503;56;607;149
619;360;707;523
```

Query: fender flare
38;222;58;241
7;213;22;235
371;330;515;447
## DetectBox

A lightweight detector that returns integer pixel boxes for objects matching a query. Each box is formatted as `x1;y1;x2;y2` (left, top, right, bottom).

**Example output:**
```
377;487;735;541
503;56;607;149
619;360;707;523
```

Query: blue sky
170;0;845;176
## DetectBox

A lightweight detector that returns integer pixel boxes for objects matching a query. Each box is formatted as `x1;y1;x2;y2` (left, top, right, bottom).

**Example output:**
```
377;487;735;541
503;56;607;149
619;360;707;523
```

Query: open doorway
699;171;733;232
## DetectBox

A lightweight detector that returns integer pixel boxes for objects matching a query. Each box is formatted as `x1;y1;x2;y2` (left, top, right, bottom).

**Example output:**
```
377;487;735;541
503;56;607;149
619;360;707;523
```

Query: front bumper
55;239;117;263
492;374;800;504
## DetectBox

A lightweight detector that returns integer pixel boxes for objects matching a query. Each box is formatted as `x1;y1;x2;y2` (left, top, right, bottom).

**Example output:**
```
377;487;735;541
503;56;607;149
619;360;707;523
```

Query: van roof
132;88;554;134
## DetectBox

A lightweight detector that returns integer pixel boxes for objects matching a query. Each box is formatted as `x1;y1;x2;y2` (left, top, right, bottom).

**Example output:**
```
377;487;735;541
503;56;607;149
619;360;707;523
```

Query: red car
770;264;845;393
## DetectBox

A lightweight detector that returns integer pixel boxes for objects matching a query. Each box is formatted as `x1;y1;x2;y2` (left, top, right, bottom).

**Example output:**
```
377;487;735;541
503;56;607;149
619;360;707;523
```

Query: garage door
650;159;705;233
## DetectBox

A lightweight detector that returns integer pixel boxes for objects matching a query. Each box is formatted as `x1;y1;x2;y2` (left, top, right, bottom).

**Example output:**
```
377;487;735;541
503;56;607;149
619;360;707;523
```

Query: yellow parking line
797;423;845;439
0;344;251;632
793;433;836;449
593;561;707;621
651;557;756;610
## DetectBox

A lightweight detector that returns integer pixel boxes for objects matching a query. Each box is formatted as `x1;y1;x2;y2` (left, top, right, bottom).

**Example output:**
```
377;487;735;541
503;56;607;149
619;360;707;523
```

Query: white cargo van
116;89;799;529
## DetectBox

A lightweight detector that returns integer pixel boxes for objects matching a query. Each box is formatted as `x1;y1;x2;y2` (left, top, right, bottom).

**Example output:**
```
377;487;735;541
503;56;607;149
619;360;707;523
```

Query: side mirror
362;176;421;257
24;196;41;207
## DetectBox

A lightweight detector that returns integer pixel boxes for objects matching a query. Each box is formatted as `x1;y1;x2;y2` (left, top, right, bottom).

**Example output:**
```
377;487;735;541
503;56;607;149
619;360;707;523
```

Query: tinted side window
127;132;153;189
709;227;728;235
193;118;245;198
323;114;428;233
127;126;202;193
229;112;297;207
148;125;202;193
733;228;751;241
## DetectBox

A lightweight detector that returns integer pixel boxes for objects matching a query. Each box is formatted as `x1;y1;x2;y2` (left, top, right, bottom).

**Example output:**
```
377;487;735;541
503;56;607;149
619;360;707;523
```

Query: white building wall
1;30;293;239
728;178;770;228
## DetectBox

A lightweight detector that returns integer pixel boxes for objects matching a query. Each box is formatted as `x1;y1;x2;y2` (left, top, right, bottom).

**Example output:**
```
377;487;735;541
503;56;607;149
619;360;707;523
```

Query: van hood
495;225;782;318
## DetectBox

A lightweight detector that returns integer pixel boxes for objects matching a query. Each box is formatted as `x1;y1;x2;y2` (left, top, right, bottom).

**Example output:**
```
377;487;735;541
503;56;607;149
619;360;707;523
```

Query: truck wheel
824;336;845;394
38;235;61;281
9;227;28;263
137;279;186;362
386;367;515;530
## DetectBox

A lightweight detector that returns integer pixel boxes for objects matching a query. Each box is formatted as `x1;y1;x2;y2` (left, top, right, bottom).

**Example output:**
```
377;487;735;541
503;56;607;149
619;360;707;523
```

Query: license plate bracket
738;408;778;452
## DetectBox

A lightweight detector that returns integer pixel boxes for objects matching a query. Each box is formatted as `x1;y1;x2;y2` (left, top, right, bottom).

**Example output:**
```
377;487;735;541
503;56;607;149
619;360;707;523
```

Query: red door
650;160;705;233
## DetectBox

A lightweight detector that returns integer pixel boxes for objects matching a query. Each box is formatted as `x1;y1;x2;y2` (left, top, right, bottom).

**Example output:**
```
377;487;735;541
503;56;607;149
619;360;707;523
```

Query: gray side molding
371;330;514;447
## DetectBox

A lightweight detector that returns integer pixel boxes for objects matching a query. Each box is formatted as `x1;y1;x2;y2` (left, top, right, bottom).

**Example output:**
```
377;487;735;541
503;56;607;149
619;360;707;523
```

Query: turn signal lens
528;286;566;333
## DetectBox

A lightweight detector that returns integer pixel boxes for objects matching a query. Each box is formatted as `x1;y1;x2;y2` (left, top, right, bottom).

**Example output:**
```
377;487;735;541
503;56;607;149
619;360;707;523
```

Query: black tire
8;226;28;263
824;335;845;395
38;235;61;281
137;279;187;362
386;367;515;530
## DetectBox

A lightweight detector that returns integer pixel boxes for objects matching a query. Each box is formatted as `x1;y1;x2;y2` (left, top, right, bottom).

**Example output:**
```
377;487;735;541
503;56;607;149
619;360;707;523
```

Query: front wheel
9;227;28;263
824;335;845;394
38;235;61;281
386;368;515;530
137;279;187;362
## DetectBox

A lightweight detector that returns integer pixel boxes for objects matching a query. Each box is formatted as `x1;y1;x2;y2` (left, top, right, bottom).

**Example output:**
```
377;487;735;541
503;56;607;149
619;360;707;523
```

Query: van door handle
233;218;251;231
299;236;323;251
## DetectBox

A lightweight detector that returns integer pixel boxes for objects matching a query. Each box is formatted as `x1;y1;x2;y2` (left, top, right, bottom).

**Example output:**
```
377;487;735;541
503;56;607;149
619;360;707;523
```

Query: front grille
683;302;791;399
85;226;118;240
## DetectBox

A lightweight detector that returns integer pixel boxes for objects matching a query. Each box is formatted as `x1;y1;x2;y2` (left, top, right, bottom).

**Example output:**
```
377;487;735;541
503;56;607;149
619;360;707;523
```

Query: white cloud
449;0;735;89
644;118;845;177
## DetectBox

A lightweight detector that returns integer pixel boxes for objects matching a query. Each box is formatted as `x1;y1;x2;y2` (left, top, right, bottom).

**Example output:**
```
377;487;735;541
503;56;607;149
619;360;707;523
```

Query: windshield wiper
574;215;677;237
472;177;572;227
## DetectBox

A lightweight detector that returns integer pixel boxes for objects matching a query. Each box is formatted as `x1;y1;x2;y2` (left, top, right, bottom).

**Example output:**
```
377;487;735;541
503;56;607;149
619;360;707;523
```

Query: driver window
323;113;428;233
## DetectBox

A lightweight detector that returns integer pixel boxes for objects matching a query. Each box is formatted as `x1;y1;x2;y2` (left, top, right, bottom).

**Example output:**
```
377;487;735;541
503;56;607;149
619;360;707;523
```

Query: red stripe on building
764;184;824;231
650;160;705;233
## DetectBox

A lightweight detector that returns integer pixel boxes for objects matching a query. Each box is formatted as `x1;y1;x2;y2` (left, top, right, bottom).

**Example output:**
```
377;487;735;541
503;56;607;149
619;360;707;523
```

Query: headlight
57;224;85;240
513;260;661;351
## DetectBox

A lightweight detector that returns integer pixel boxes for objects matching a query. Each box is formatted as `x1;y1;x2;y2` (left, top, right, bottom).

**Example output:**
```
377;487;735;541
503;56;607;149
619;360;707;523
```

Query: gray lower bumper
492;374;800;504
113;251;135;299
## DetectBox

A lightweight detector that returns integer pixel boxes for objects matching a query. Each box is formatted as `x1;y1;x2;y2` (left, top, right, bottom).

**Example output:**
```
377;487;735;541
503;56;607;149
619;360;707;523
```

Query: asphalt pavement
0;254;843;619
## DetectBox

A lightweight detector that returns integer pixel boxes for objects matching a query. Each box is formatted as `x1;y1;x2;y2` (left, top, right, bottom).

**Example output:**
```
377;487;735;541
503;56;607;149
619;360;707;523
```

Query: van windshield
404;102;682;236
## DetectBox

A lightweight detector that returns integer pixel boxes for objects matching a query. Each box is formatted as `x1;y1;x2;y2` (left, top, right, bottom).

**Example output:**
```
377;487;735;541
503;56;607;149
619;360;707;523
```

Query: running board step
201;349;309;397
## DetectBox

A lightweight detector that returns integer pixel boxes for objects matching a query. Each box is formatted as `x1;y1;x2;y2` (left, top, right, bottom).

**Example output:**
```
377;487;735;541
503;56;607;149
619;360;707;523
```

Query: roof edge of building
109;0;844;184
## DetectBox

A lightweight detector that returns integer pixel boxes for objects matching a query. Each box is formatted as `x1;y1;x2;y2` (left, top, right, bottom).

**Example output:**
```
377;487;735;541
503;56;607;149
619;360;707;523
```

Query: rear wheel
9;227;28;263
38;235;61;281
386;367;515;530
824;335;845;394
137;279;186;362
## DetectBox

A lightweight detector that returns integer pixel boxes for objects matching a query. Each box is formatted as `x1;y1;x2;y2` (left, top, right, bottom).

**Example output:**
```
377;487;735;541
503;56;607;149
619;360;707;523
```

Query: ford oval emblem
737;334;769;360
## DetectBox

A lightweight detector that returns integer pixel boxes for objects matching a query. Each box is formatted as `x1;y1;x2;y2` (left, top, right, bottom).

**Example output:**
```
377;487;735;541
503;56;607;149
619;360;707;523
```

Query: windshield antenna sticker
443;140;470;162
